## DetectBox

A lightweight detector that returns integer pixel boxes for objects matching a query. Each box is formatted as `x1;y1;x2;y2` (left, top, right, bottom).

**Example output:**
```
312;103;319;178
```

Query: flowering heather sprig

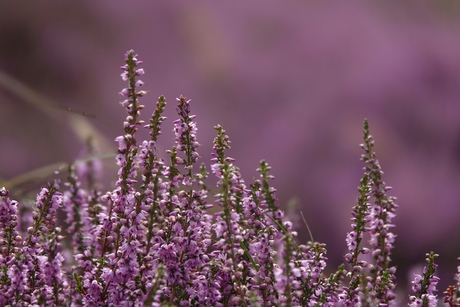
173;96;201;176
409;251;440;307
361;119;398;304
138;95;167;209
9;182;65;306
33;184;66;304
64;163;103;305
340;174;371;305
96;50;148;303
247;166;283;304
26;182;63;245
211;124;251;306
292;242;330;305
37;228;69;306
137;96;167;294
119;50;146;137
256;161;296;304
0;187;21;305
0;188;20;265
145;95;166;143
345;174;371;266
116;50;145;189
151;97;216;306
74;49;148;305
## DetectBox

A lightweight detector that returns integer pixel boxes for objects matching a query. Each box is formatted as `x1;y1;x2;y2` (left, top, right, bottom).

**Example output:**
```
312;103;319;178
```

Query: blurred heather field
1;0;460;293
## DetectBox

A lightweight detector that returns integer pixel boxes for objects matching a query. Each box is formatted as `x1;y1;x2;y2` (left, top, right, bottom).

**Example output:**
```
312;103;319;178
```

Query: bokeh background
2;0;460;296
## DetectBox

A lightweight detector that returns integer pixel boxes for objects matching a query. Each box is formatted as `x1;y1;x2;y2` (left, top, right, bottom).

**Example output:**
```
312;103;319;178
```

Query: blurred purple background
2;0;460;293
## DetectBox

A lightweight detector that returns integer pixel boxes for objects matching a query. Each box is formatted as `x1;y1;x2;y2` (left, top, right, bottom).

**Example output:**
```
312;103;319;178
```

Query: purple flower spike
409;252;439;307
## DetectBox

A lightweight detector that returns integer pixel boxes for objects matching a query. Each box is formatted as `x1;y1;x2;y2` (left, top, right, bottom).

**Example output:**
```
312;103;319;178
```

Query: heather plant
1;50;460;306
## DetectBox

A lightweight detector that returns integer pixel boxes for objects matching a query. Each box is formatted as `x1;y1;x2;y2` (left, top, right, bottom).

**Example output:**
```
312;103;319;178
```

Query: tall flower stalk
409;252;439;307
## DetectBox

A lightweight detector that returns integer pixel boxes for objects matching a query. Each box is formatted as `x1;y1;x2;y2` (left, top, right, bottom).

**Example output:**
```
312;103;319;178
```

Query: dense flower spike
360;119;398;304
340;174;371;305
0;187;21;305
2;183;66;306
1;50;458;306
409;252;440;307
173;96;201;175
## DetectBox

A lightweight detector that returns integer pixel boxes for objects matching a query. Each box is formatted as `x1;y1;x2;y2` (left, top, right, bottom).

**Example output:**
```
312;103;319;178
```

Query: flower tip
125;49;135;60
0;187;8;197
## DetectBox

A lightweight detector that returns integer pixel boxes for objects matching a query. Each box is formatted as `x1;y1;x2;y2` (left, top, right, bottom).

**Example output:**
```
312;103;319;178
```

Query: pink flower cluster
1;50;460;306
